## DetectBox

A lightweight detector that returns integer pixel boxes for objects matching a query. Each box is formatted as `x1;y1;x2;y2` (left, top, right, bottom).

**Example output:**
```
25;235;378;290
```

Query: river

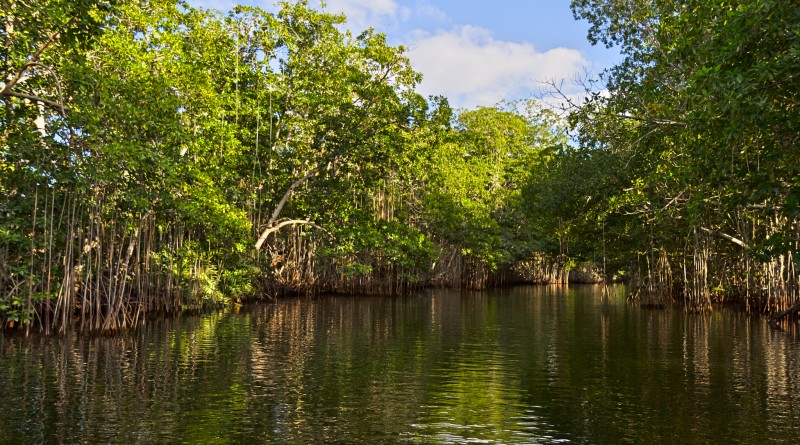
1;285;799;444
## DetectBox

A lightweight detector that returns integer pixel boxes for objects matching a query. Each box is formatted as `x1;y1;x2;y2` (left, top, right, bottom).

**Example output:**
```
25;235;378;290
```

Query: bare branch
254;219;325;250
266;164;321;228
619;113;687;127
254;162;327;251
771;301;800;324
659;187;689;212
698;226;753;252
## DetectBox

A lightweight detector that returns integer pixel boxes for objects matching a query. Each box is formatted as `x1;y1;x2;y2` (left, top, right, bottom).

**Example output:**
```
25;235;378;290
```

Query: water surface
1;285;799;444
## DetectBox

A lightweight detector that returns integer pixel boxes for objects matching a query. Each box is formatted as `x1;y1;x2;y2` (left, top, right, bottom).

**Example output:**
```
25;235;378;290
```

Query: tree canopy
2;0;797;332
557;0;800;310
1;0;569;332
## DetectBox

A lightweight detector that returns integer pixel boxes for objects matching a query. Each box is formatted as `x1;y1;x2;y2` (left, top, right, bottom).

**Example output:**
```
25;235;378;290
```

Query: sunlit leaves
424;101;568;271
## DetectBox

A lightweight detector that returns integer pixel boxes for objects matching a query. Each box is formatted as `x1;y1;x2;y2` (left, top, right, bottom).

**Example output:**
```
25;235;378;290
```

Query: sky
188;0;622;109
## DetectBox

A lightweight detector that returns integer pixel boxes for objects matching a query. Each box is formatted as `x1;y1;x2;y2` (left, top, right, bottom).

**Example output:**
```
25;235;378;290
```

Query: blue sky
188;0;622;109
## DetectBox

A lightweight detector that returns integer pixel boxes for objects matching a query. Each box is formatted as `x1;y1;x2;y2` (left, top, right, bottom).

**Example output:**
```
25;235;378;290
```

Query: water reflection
1;285;800;444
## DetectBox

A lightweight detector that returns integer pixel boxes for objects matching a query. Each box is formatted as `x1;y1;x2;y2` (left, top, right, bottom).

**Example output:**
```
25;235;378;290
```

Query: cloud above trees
192;0;593;109
320;0;591;108
325;0;411;31
407;26;589;108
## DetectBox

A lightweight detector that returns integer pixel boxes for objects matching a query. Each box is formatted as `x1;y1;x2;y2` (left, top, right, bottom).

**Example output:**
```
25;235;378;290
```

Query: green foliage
424;101;568;272
562;0;800;304
571;0;799;224
1;0;456;328
1;0;608;330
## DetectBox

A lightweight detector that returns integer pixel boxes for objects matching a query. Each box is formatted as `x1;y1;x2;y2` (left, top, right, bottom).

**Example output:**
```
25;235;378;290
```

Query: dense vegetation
0;0;569;332
555;0;800;316
1;0;798;332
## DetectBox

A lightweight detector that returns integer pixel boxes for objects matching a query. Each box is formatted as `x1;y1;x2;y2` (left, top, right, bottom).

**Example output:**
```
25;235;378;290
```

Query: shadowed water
1;285;799;444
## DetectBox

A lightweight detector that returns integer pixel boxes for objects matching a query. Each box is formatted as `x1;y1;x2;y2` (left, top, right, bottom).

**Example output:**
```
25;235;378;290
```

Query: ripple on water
2;288;800;444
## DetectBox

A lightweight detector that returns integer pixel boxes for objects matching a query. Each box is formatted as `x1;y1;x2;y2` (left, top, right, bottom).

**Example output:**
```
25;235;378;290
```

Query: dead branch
698;226;753;252
254;219;325;250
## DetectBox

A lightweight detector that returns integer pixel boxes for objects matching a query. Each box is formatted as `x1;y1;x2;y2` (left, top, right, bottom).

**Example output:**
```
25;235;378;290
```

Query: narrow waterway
1;285;799;444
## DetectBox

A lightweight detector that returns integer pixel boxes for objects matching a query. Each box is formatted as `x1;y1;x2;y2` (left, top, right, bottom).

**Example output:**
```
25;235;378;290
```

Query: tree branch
2;90;66;113
0;17;72;96
254;162;327;251
620;113;687;127
770;301;800;324
254;219;325;250
698;226;753;252
266;163;322;228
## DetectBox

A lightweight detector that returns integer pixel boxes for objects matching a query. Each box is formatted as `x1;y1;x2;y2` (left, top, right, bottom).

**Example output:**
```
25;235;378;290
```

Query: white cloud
411;0;447;22
323;0;409;32
328;0;398;16
189;0;407;31
189;0;241;12
407;26;590;109
186;1;593;110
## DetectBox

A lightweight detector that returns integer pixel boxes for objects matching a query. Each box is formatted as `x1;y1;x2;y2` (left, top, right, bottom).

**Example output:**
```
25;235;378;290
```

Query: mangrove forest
1;0;799;333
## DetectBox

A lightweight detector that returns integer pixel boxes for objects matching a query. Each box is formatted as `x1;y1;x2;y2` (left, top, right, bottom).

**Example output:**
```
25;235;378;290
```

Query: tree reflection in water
1;285;799;444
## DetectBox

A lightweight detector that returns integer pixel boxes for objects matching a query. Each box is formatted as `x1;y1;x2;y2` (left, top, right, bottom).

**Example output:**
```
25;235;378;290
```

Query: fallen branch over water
770;301;800;325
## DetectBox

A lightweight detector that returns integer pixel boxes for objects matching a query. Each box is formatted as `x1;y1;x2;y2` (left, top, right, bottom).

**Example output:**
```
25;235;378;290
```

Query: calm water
1;285;800;444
